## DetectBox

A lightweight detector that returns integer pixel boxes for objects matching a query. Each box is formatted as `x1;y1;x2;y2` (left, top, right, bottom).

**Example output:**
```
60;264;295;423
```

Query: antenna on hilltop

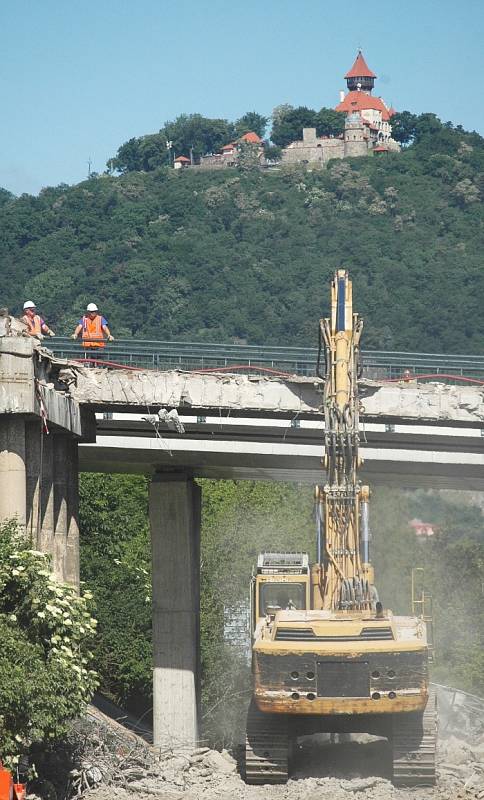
87;157;92;178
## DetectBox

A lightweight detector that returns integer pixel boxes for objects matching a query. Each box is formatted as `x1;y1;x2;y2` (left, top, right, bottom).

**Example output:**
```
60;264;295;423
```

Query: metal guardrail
434;682;484;737
47;337;484;380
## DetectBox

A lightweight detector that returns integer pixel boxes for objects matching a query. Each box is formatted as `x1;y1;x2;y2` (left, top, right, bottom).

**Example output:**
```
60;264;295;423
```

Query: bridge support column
150;473;201;748
65;439;80;589
37;432;55;570
53;435;80;588
25;425;80;588
0;417;26;527
26;421;41;544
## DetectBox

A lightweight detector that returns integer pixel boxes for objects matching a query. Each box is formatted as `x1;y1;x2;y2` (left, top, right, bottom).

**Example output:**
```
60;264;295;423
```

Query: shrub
0;521;98;768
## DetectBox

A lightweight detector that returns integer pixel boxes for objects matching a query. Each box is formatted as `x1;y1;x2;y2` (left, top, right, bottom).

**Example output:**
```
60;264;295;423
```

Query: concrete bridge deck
64;363;484;490
64;363;484;425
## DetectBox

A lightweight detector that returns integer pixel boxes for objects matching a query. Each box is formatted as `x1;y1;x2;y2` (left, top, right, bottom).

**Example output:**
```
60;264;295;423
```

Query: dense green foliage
107;111;268;173
79;474;484;745
0;521;97;768
390;111;473;145
0;113;482;352
79;474;152;705
270;105;345;146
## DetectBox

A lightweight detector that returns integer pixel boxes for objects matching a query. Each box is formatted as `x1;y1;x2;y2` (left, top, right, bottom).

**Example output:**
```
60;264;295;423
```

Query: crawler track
245;700;289;784
392;688;437;786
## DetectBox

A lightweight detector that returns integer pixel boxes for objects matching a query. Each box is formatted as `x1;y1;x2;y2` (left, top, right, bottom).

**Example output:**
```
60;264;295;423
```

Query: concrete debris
158;408;186;433
200;749;236;774
0;312;29;338
78;724;484;800
339;776;387;792
42;685;484;800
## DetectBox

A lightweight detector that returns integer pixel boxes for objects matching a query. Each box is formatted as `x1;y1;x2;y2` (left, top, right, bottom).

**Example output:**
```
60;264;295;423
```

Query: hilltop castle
281;51;400;165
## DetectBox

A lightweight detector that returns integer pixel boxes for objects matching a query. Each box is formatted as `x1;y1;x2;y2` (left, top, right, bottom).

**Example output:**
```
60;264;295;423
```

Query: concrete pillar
37;432;55;566
0;417;26;527
25;420;41;545
53;435;80;587
150;473;201;748
26;426;80;587
25;424;80;587
64;438;80;589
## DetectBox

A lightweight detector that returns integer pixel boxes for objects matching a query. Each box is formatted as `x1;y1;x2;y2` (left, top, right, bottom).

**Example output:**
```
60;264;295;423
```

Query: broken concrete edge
62;365;484;426
0;337;94;438
0;313;30;339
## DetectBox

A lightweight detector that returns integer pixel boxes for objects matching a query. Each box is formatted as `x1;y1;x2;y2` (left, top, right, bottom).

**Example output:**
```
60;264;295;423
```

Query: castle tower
344;50;376;94
344;113;370;158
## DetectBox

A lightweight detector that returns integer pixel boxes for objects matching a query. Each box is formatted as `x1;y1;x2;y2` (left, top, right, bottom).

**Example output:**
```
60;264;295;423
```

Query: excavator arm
315;270;375;611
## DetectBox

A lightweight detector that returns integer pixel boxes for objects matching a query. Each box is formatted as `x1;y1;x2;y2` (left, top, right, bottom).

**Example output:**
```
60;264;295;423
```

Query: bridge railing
47;337;484;380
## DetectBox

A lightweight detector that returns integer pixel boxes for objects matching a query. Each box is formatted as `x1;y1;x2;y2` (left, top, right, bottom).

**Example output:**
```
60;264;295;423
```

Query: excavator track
245;699;289;784
392;688;437;786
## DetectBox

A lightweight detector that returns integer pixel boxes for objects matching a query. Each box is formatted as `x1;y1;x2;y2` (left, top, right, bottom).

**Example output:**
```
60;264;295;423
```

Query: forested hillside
0;114;482;353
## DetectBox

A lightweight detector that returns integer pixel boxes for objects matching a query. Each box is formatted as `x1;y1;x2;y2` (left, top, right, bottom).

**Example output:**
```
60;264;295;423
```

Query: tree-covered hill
0;116;482;353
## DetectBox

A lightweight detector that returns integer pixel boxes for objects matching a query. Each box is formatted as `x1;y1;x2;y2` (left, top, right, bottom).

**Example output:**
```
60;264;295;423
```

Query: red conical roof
345;51;376;79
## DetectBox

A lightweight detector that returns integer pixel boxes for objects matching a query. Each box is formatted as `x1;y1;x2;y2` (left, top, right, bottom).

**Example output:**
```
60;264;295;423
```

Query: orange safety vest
23;313;42;336
81;314;105;348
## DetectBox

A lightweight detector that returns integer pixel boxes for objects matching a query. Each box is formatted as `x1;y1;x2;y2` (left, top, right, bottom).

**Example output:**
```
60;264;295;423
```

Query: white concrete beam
79;435;484;491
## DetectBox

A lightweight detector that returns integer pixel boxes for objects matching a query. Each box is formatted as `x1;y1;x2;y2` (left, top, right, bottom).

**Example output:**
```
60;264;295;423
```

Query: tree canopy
270;105;345;146
107;111;270;173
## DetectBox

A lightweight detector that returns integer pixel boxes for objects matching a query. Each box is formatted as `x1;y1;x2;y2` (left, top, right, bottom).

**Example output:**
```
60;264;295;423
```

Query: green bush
0;521;98;768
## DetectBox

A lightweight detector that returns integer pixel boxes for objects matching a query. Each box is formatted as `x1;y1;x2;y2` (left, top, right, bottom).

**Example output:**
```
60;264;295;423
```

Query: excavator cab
250;553;310;635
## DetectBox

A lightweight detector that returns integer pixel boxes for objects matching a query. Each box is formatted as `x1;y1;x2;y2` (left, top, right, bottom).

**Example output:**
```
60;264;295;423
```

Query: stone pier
150;473;201;747
0;332;90;586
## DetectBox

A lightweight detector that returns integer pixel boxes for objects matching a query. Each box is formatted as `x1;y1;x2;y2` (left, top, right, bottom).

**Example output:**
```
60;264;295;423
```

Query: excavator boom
315;270;373;610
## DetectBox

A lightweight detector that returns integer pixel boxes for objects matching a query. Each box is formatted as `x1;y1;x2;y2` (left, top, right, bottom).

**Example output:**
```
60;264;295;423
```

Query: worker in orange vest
21;301;55;338
71;303;114;349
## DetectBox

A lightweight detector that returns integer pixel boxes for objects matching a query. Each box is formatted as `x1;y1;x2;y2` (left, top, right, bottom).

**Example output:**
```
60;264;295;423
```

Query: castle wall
281;128;344;165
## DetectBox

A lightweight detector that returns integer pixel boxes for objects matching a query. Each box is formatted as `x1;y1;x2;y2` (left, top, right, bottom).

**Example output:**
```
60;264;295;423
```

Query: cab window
259;582;306;616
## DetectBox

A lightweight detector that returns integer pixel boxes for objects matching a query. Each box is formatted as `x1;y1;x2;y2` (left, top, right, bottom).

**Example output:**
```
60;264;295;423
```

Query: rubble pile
73;726;484;800
437;732;484;798
25;685;484;800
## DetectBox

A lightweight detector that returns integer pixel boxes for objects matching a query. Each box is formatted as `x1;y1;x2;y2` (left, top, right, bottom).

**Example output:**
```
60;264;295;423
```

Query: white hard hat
23;300;36;310
86;303;98;312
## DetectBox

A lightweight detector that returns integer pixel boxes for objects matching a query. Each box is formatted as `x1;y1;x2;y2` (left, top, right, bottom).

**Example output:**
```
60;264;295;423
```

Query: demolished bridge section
62;364;484;427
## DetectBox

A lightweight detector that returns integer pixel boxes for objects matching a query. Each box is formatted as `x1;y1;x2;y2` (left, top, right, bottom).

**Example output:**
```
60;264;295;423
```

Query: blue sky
1;0;483;195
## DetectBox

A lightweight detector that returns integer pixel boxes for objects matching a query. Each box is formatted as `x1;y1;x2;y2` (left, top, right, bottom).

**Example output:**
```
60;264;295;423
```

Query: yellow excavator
245;270;436;786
